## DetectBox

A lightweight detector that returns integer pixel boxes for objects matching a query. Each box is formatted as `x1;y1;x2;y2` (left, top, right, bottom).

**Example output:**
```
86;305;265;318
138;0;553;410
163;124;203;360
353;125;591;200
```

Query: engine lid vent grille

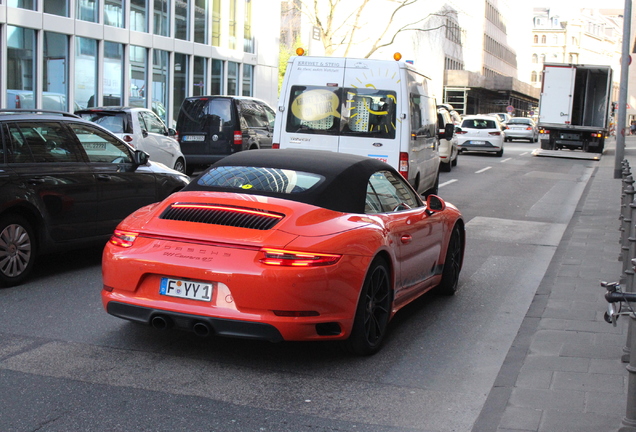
160;203;284;230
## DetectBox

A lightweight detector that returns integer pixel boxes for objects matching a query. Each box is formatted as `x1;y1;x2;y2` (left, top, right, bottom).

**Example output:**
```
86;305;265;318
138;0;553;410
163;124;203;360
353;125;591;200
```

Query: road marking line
501;158;512;162
439;179;458;188
520;152;529;156
475;167;492;174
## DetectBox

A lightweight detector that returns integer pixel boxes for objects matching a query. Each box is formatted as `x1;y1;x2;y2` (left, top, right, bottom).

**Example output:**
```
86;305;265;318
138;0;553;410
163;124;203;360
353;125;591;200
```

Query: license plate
470;140;486;144
183;135;205;142
160;277;213;302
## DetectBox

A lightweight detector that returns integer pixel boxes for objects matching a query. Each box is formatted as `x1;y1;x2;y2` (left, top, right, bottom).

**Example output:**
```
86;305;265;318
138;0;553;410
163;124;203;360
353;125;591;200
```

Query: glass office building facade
0;0;279;126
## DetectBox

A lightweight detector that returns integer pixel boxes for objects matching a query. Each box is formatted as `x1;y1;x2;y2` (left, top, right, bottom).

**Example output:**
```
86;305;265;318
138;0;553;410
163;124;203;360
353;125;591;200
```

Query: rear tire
345;257;391;356
440;161;451;172
495;148;504;157
173;158;186;174
0;215;36;287
437;225;462;296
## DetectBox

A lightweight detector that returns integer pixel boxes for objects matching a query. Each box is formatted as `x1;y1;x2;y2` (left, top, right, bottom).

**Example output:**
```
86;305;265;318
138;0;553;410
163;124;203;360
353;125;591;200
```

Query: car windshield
461;118;497;129
195;165;324;194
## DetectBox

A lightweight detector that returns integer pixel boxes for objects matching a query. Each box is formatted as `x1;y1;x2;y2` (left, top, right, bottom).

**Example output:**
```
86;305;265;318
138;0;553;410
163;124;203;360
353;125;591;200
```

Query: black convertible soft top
184;149;405;214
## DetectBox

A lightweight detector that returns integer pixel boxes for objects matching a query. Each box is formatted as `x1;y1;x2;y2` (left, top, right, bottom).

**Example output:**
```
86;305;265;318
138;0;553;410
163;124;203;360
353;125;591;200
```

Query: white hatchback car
457;115;505;157
76;107;186;173
437;106;459;171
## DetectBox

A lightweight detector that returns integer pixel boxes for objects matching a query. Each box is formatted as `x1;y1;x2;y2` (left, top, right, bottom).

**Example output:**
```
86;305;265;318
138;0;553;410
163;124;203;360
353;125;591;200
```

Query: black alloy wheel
346;257;392;356
0;215;36;287
437;225;463;295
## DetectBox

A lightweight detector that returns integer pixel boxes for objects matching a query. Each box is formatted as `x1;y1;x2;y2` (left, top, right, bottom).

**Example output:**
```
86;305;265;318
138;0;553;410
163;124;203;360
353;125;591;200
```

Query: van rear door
178;97;234;157
276;58;345;152
539;65;576;124
338;59;401;167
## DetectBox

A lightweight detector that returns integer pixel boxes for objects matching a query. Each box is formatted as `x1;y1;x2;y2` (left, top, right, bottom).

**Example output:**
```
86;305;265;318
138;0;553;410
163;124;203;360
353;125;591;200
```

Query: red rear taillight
399;152;409;178
456;130;467;134
233;131;243;145
15;95;21;108
488;131;501;136
272;143;280;149
260;248;341;267
122;135;134;147
526;127;532;130
109;230;139;248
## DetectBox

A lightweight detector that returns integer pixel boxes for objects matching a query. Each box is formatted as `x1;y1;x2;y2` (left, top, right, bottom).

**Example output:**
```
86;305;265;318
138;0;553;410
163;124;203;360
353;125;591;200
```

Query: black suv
0;110;190;287
176;96;276;175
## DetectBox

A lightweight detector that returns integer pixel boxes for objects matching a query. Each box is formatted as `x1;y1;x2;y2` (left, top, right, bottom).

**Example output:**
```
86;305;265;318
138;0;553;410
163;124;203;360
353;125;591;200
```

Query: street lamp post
615;0;632;178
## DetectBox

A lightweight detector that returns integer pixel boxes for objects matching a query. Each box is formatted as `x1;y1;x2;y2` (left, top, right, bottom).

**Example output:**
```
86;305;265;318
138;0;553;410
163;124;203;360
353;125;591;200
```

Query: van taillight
234;131;242;145
272;143;280;149
15;95;20;108
399;152;409;178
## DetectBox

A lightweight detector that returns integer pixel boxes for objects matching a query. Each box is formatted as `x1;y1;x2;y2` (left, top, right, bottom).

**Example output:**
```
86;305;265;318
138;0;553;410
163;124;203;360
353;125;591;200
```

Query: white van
273;56;448;195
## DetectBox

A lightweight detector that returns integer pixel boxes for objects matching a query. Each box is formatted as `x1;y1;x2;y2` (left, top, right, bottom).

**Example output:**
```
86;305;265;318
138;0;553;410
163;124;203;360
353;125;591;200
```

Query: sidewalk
472;137;636;432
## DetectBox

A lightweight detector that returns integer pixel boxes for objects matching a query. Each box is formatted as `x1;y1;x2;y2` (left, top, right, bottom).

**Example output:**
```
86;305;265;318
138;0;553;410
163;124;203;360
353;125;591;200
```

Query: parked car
0;109;190;287
488;112;512;125
75;107;186;173
101;149;465;355
457;115;505;157
504;117;538;142
176;96;276;175
437;106;459;172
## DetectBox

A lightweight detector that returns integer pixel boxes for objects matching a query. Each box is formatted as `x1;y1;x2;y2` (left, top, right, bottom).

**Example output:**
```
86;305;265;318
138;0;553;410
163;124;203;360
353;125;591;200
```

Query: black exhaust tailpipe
193;321;211;337
150;315;172;330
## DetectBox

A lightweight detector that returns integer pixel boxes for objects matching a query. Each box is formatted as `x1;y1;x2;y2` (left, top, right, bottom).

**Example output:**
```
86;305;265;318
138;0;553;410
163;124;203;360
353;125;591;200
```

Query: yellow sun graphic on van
348;69;399;133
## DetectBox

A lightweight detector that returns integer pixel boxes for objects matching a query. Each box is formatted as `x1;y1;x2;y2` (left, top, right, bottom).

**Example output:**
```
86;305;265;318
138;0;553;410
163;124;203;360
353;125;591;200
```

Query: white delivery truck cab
273;56;443;196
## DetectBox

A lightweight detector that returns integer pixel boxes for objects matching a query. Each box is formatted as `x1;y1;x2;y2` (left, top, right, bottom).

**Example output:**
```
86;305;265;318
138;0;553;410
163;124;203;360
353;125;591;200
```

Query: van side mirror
444;123;454;140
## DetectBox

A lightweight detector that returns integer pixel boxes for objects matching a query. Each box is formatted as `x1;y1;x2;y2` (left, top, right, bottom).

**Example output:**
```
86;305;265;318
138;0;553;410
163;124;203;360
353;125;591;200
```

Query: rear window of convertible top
195;165;324;194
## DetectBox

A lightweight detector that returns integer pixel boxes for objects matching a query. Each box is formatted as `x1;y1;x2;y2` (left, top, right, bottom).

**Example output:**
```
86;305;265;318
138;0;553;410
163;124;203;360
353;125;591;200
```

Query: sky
537;0;626;10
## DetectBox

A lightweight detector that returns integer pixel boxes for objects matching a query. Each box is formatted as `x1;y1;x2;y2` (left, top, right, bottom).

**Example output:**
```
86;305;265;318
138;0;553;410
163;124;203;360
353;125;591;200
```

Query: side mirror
133;149;150;166
455;126;462;133
425;194;446;215
444;123;454;140
168;127;176;137
141;129;149;138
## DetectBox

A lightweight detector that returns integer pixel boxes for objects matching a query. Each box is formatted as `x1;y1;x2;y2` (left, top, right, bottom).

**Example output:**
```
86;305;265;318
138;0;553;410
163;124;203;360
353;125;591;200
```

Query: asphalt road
0;141;600;432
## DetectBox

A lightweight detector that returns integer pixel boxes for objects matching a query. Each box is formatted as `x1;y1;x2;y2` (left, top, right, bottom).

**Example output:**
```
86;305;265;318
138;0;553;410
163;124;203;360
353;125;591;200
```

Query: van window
286;85;396;139
178;98;233;133
286;86;342;134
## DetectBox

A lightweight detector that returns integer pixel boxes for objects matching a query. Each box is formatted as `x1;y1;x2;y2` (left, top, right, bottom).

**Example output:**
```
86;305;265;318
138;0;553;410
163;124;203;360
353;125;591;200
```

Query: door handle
96;174;112;181
400;234;412;244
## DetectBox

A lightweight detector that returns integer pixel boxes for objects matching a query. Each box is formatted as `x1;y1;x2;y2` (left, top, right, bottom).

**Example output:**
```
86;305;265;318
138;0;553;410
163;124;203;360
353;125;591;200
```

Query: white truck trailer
537;63;612;154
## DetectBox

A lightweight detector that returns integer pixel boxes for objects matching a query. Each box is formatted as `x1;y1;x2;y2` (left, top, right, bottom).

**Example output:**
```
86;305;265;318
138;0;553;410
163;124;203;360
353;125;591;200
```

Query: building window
532;53;538;63
533;34;538;43
43;32;69;111
154;0;169;37
153;49;170;122
541;35;546;44
131;0;148;32
174;53;188;125
211;59;223;94
44;0;69;17
229;0;237;50
242;64;253;96
227;61;239;95
244;0;254;53
75;37;98;110
77;0;98;22
105;0;124;27
7;0;36;10
7;26;36;108
552;35;558;44
212;0;221;47
130;45;147;104
195;0;208;44
193;56;207;96
531;71;537;82
175;0;190;41
103;41;124;106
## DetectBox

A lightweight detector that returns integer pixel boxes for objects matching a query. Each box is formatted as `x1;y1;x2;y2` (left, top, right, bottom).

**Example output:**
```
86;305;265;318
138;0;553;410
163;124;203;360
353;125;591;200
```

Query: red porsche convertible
102;149;465;355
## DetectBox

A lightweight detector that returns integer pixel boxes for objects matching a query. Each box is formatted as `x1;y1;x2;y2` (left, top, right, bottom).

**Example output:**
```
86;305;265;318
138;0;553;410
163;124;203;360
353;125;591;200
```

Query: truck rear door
539;65;576;124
